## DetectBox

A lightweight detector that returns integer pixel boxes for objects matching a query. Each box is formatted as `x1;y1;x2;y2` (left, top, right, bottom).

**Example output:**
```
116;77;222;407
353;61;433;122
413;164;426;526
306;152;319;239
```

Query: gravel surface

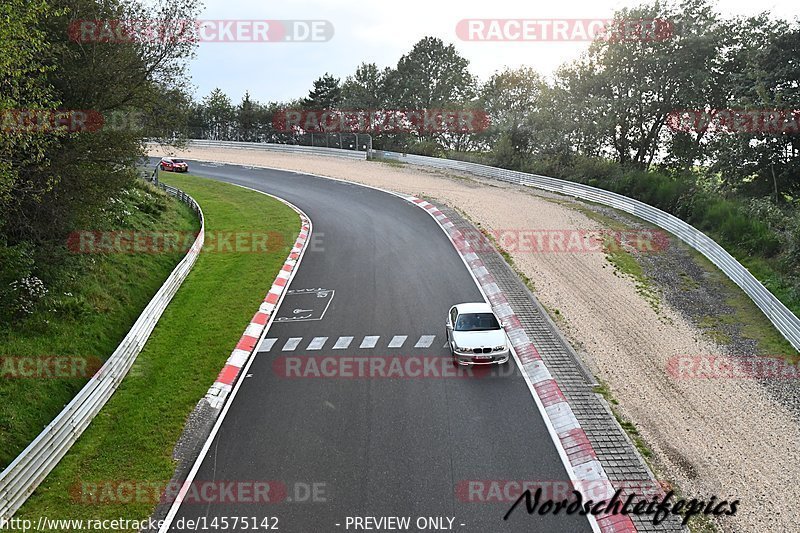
151;145;800;532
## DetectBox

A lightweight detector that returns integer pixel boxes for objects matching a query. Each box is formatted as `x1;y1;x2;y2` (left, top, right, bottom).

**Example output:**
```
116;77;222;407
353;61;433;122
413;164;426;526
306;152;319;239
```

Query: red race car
159;157;189;172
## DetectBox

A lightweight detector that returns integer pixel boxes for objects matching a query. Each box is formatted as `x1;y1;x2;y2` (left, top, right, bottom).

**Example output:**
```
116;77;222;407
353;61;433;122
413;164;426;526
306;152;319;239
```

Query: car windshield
455;313;500;332
172;159;185;163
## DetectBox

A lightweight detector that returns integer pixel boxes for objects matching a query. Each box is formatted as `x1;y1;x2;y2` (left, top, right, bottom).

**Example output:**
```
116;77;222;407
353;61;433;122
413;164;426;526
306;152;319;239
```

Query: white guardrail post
178;140;798;350
0;177;205;521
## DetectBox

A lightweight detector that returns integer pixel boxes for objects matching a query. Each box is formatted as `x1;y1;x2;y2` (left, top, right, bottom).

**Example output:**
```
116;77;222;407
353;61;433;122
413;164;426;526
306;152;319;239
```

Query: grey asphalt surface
151;158;593;533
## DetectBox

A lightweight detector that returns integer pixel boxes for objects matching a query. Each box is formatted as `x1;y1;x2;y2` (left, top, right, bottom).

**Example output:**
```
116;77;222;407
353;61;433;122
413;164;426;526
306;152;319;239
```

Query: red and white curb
159;187;312;532
407;196;636;533
204;218;311;409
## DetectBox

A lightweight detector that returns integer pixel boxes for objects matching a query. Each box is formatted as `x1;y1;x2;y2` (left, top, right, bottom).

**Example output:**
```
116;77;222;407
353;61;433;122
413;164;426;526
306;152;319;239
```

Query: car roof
454;302;493;314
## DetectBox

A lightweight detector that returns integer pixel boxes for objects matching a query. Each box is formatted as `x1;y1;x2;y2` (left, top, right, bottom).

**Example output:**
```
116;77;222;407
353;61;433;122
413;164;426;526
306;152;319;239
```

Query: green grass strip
15;174;298;530
0;181;199;467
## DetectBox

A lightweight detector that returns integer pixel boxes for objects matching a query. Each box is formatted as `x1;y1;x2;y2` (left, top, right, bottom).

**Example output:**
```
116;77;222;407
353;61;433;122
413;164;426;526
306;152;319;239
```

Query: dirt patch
150;145;800;532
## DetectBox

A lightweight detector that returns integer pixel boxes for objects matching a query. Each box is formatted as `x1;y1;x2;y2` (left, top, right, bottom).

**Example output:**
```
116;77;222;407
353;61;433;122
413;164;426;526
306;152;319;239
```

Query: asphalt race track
151;158;593;533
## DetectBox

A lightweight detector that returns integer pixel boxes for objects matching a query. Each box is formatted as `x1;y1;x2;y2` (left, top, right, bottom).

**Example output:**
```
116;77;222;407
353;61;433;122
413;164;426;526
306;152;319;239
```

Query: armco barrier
184;139;367;160
180;139;798;351
0;181;204;521
375;149;800;352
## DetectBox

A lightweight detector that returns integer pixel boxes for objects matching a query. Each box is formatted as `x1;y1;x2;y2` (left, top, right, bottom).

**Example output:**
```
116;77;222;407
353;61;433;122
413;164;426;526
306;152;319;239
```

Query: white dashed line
388;335;407;348
360;336;380;348
270;335;439;350
414;335;436;348
307;337;328;350
257;338;278;352
333;336;353;349
282;338;303;351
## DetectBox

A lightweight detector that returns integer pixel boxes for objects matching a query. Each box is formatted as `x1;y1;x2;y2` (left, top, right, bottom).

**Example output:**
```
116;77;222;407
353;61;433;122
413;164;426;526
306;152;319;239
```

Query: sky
185;0;798;105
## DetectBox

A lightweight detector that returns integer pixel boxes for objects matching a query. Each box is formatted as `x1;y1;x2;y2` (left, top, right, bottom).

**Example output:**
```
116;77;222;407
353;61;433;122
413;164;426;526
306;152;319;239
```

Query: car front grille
472;347;492;354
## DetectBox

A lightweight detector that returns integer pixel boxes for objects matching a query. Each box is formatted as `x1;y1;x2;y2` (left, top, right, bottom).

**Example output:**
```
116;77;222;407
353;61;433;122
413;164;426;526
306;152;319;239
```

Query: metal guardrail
160;136;800;350
185;139;367;160
0;179;204;521
373;149;800;351
159;136;800;348
172;138;800;350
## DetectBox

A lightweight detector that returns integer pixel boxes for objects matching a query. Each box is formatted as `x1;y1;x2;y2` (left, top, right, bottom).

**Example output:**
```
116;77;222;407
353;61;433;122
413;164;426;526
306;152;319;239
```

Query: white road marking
271;334;440;351
415;335;436;348
307;336;328;350
388;335;407;348
282;338;303;351
360;336;380;348
257;338;278;352
333;336;353;349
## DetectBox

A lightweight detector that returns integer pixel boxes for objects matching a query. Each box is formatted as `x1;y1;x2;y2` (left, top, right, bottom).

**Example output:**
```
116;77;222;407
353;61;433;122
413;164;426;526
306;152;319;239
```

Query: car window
455;313;500;332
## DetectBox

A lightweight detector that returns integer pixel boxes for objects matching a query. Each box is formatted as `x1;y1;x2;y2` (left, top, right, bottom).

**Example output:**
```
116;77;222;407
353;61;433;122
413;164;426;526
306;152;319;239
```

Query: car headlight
494;345;506;351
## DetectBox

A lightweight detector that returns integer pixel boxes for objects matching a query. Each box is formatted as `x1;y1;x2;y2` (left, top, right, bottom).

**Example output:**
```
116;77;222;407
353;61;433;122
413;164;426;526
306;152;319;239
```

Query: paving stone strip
437;203;685;533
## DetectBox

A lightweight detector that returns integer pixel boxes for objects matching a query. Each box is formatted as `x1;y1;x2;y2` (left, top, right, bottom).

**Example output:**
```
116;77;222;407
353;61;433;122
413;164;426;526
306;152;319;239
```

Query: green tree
551;0;724;168
237;91;259;142
202;88;235;140
1;0;199;320
301;73;342;110
384;37;476;149
479;67;545;166
341;63;389;109
707;16;800;199
386;37;476;109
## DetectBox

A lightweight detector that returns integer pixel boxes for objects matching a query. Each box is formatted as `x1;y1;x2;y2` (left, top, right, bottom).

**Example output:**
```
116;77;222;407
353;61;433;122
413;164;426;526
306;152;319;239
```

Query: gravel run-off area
149;145;800;533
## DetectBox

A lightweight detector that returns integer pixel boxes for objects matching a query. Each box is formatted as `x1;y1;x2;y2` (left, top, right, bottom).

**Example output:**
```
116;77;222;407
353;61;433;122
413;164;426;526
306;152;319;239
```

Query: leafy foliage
0;0;199;320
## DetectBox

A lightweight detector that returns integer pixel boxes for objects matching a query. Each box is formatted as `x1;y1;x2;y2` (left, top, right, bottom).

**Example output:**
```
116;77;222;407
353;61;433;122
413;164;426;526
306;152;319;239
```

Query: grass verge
0;180;199;468
14;174;298;530
368;156;406;168
686;246;797;357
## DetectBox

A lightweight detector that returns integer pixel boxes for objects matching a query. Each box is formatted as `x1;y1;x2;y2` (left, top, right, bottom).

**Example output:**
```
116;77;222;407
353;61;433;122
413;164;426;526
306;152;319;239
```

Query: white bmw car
446;302;510;366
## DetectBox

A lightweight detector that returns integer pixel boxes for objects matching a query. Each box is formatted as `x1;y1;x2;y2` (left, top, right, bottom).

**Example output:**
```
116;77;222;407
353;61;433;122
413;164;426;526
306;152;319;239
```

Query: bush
405;139;443;157
0;243;36;325
487;150;796;308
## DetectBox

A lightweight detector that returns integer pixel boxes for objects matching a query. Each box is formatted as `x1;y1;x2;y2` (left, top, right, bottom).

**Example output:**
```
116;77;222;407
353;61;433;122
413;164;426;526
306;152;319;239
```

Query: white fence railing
184;139;367;160
0;181;204;521
170;138;799;351
373;149;800;351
